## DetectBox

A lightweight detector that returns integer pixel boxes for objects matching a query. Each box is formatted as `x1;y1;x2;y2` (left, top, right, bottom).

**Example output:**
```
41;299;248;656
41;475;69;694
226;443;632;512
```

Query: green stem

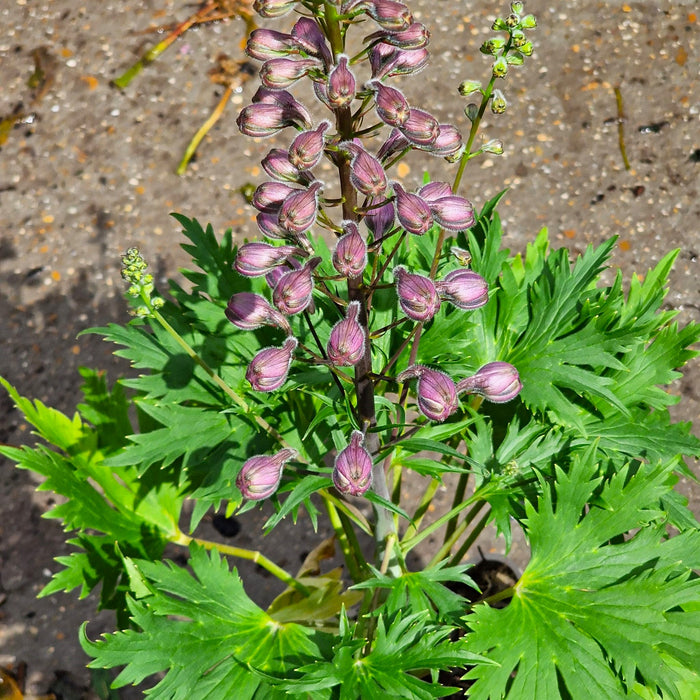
172;531;310;596
444;471;469;543
429;501;487;567
324;497;365;583
401;478;440;542
447;507;491;566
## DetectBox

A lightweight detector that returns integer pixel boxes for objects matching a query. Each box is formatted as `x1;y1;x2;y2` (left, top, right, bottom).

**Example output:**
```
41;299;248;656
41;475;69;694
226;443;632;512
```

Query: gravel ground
0;0;698;696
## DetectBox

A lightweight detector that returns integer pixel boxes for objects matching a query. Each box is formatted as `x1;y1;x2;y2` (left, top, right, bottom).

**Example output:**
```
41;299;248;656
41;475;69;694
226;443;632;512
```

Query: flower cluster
226;0;524;501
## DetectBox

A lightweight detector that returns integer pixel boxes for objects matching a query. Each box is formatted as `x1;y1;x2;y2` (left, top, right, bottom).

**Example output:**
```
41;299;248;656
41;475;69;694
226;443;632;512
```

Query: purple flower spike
288;122;330;171
333;430;373;496
246;336;298;392
226;292;291;334
429;196;475;231
367;80;410;127
262;148;313;184
436;269;488;310
234;242;301;277
392;182;433;235
456;362;522;403
252;181;297;212
399;108;440;146
236;448;297;501
397;365;458;422
273;256;321;315
246;29;299;61
343;142;388;198
327;56;357;108
363;199;395;239
260;57;321;90
393;265;441;321
253;0;298;19
327;300;366;366
278;181;323;235
366;0;413;31
333;222;368;278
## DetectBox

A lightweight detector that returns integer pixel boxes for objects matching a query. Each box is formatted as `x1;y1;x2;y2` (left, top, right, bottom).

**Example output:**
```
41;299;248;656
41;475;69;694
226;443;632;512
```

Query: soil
0;0;698;696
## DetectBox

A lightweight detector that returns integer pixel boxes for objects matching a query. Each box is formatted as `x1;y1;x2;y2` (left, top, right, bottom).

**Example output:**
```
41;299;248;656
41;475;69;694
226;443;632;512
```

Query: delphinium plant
2;1;700;698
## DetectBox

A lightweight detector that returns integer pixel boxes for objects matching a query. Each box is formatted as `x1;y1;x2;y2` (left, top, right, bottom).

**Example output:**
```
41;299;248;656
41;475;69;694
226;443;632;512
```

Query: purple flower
418;181;453;202
393;265;441;321
342;142;388;198
333;430;373;496
327;300;366;366
291;17;332;66
236;103;292;138
236;448;297;501
436;269;488;310
333;222;368;278
262;148;313;184
288;121;330;171
370;45;429;79
429;195;475;231
399;108;440;146
397;365;458;422
252;181;297;212
253;0;298;18
363;199;395;239
246;336;298;392
226;292;291;334
456;362;522;403
327;55;356;108
252;87;312;127
246;29;299;61
367;80;410;127
366;0;413;31
234;242;301;277
272;256;321;315
257;210;291;241
366;22;430;50
260;57;321;89
423;124;465;160
376;128;411;162
392;182;433;235
278;181;323;235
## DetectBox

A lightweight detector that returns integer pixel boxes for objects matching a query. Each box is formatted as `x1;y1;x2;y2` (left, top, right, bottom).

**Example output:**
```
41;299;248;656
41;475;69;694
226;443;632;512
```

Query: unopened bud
246;336;298;392
456;361;522;403
428;195;475;232
458;79;482;97
278;181;322;235
393;265;441;321
236;448;297;500
234;242;301;277
253;0;297;19
366;0;413;31
368;80;410;127
246;29;299;61
480;39;505;56
465;103;479;122
520;14;537;29
505;12;520;28
425;124;465;161
363;199;395;239
436;269;488;310
333;430;373;496
327;300;366;366
327;56;356;108
366;22;430;50
260;57;321;90
397;365;458;422
491;90;507;115
451;247;472;266
226;292;292;333
272;256;321;315
343;142;388;198
483;138;504;155
333;222;368;278
519;41;534;56
288;121;330;171
252;181;296;212
492;56;508;78
392;182;434;235
399;108;440;146
511;1;524;14
262;148;313;184
291;17;333;66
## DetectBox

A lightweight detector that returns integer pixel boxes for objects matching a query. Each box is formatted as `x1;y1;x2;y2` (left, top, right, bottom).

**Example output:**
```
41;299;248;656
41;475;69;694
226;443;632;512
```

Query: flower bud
505;12;520;28
236;103;291;138
327;300;365;366
511;30;527;49
252;87;312;129
363;199;395;239
393;265;441;321
399;108;440;146
366;0;413;31
491;89;507;115
511;1;524;14
273;256;321;315
483;138;504;155
456;361;522;403
392;182;433;235
458;79;482;96
234;242;301;277
417;181;453;202
465;103;479;122
492;56;508;78
313;79;333;110
333;430;373;496
397;365;457;422
366;22;430;50
288;121;330;171
257;210;290;241
278;181;323;235
226;292;291;333
367;80;410;127
451;247;472;266
520;14;537;29
262;148;313;184
428;195;475;231
260;57;321;90
246;29;299;61
480;38;505;55
370;44;429;80
253;0;297;18
236;448;297;500
252;181;296;212
376;127;410;162
327;56;356;108
436;269;488;310
333;222;368;278
519;41;534;56
291;17;333;66
246;336;298;391
424;124;465;160
343;142;388;198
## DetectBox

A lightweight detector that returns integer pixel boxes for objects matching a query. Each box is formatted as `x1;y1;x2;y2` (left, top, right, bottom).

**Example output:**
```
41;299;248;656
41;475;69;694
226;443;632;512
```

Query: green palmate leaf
81;545;330;699
463;448;700;699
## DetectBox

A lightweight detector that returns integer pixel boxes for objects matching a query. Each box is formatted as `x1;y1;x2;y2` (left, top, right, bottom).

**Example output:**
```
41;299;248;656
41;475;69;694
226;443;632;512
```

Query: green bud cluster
120;247;164;314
